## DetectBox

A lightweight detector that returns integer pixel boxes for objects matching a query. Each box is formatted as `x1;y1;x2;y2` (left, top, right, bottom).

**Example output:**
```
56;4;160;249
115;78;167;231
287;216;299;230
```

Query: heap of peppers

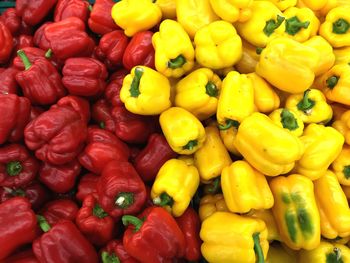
2;0;350;262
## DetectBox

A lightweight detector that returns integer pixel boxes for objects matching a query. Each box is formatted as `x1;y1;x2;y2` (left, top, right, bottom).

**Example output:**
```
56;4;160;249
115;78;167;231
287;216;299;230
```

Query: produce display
1;0;350;262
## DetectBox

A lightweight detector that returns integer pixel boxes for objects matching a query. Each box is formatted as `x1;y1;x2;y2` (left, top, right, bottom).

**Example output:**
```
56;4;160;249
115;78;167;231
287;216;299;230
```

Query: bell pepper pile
2;0;350;262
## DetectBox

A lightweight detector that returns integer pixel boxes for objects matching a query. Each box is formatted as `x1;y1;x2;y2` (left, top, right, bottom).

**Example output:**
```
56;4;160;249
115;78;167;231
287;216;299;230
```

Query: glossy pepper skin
269;174;321;250
0;8;21;36
222;160;274;213
41;199;78;226
122;206;186;263
16;50;66;105
0;197;37;260
160;107;206;155
62;58;108;97
54;0;90;23
175;68;221;121
198;194;229;221
0;67;19;94
247;209;280;242
209;0;252;23
16;0;57;26
200;212;268;263
0;21;13;64
151;159;199;217
101;239;139;263
314;170;350;239
120;66;171;115
12;47;59;71
234;112;304;176
299;241;350;263
76;173;99;202
332;146;350;185
269;108;304;137
295;124;344;180
88;0;119;35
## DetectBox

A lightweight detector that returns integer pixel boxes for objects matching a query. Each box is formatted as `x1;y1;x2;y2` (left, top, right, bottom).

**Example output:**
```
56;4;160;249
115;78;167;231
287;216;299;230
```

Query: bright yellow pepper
269;108;304;137
174;68;221;120
177;155;194;165
111;0;162;37
219;125;241;156
235;1;285;47
297;0;329;11
247;73;280;113
332;146;350;186
194;20;242;70
319;5;350;48
152;19;195;78
151;159;199;217
216;71;255;130
234;112;304;177
266;243;297;263
175;0;219;39
200;212;269;263
155;0;176;19
247;209;280;242
198;194;228;221
257;0;297;11
194;126;232;182
120;66;171;115
159;107;206;155
209;0;253;23
269;174;321;250
314;170;350;239
334;46;350;65
285;89;333;124
299;241;350;263
333;110;350;145
255;37;320;94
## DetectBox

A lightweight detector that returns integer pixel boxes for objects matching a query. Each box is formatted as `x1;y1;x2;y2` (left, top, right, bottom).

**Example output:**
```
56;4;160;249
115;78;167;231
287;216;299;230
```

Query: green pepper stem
333;18;350;34
37;215;51;233
205;82;218;97
153;192;174;207
122;215;143;232
218;119;240;130
101;251;120;263
45;49;52;59
17;50;32;70
129;67;143;97
88;5;93;11
264;15;285;36
280;109;299;131
285;16;310;36
297;89;315;112
93;204;109;218
183;140;198;151
100;122;105;129
253;233;265;263
206;177;221;194
256;47;263;55
326;76;339;89
168;55;186;69
6;161;22;176
115;192;134;209
343;165;350;179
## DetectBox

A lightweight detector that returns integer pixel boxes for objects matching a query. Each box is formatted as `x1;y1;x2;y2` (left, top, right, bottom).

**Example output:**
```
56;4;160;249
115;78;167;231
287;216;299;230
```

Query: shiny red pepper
16;0;57;26
0;94;30;144
33;22;51;48
105;69;128;107
0;21;13;64
12;47;59;70
0;67;19;94
122;207;186;263
24;96;89;165
97;161;146;219
76;173;99;202
0;197;37;260
1;248;39;263
54;0;90;23
15;50;66;105
92;99;116;132
88;0;119;35
40;199;79;226
101;239;139;263
76;194;115;246
79;127;130;174
0;8;21;36
62;57;108;97
123;31;155;71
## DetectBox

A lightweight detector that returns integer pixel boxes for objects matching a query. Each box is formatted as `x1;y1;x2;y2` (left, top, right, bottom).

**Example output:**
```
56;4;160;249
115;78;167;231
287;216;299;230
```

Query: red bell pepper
33;22;51;48
54;0;90;23
0;21;13;64
16;0;57;26
76;194;115;246
97;161;146;219
1;248;38;263
39;160;81;193
12;47;59;70
92;99;116;132
40;199;79;226
105;69;128;107
13;35;34;51
79;127;130;174
0;67;19;94
16;50;66;105
88;0;119;35
24;96;89;165
95;30;129;70
0;94;31;144
122;207;186;263
33;218;98;263
62;57;108;97
0;197;37;260
30;106;45;121
76;173;99;202
0;8;21;36
134;133;177;182
123;31;155;71
101;239;139;263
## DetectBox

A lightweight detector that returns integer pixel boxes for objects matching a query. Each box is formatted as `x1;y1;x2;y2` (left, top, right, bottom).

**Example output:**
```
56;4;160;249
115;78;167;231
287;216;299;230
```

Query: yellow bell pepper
319;5;350;48
269;108;304;137
333;110;350;145
269;174;321;250
174;68;221;120
198;194;228;221
247;73;280;113
200;212;269;263
219;125;241;156
151;159;199;217
177;155;194;165
235;1;285;47
155;0;176;19
314;170;350;239
334;46;350;65
120;66;171;115
216;71;255;130
209;0;253;23
176;0;219;39
235;40;261;74
257;0;297;11
111;0;162;37
332;146;350;186
297;0;328;11
221;160;274;213
255;37;320;94
247;209;280;242
194;126;232;182
152;19;195;78
285;89;333;124
266;243;297;263
160;107;206;154
234;112;304;177
299;241;350;263
194;20;243;70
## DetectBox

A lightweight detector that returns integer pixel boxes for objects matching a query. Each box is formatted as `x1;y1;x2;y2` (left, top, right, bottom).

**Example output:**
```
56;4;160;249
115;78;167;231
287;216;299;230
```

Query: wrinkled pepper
198;193;229;221
332;145;350;185
88;0;119;35
209;0;252;23
269;108;304;137
101;239;139;263
299;241;350;263
41;199;79;226
247;209;280;242
0;67;19;94
0;21;13;64
54;0;90;23
76;173;99;202
0;8;21;36
16;0;57;26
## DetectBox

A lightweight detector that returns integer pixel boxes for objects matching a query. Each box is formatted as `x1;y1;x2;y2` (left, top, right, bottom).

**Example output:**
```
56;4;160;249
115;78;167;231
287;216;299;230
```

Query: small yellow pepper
235;40;261;74
154;0;176;19
314;170;350;239
200;212;269;263
219;125;241;156
247;209;280;242
270;174;321;250
198;194;228;221
269;108;304;137
111;0;162;37
174;68;221;120
299;241;350;263
257;0;297;11
209;0;253;23
266;243;297;263
194;20;242;69
333;110;350;145
334;46;350;65
234;112;304;177
297;0;328;11
120;66;171;115
151;159;199;217
332;146;350;186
